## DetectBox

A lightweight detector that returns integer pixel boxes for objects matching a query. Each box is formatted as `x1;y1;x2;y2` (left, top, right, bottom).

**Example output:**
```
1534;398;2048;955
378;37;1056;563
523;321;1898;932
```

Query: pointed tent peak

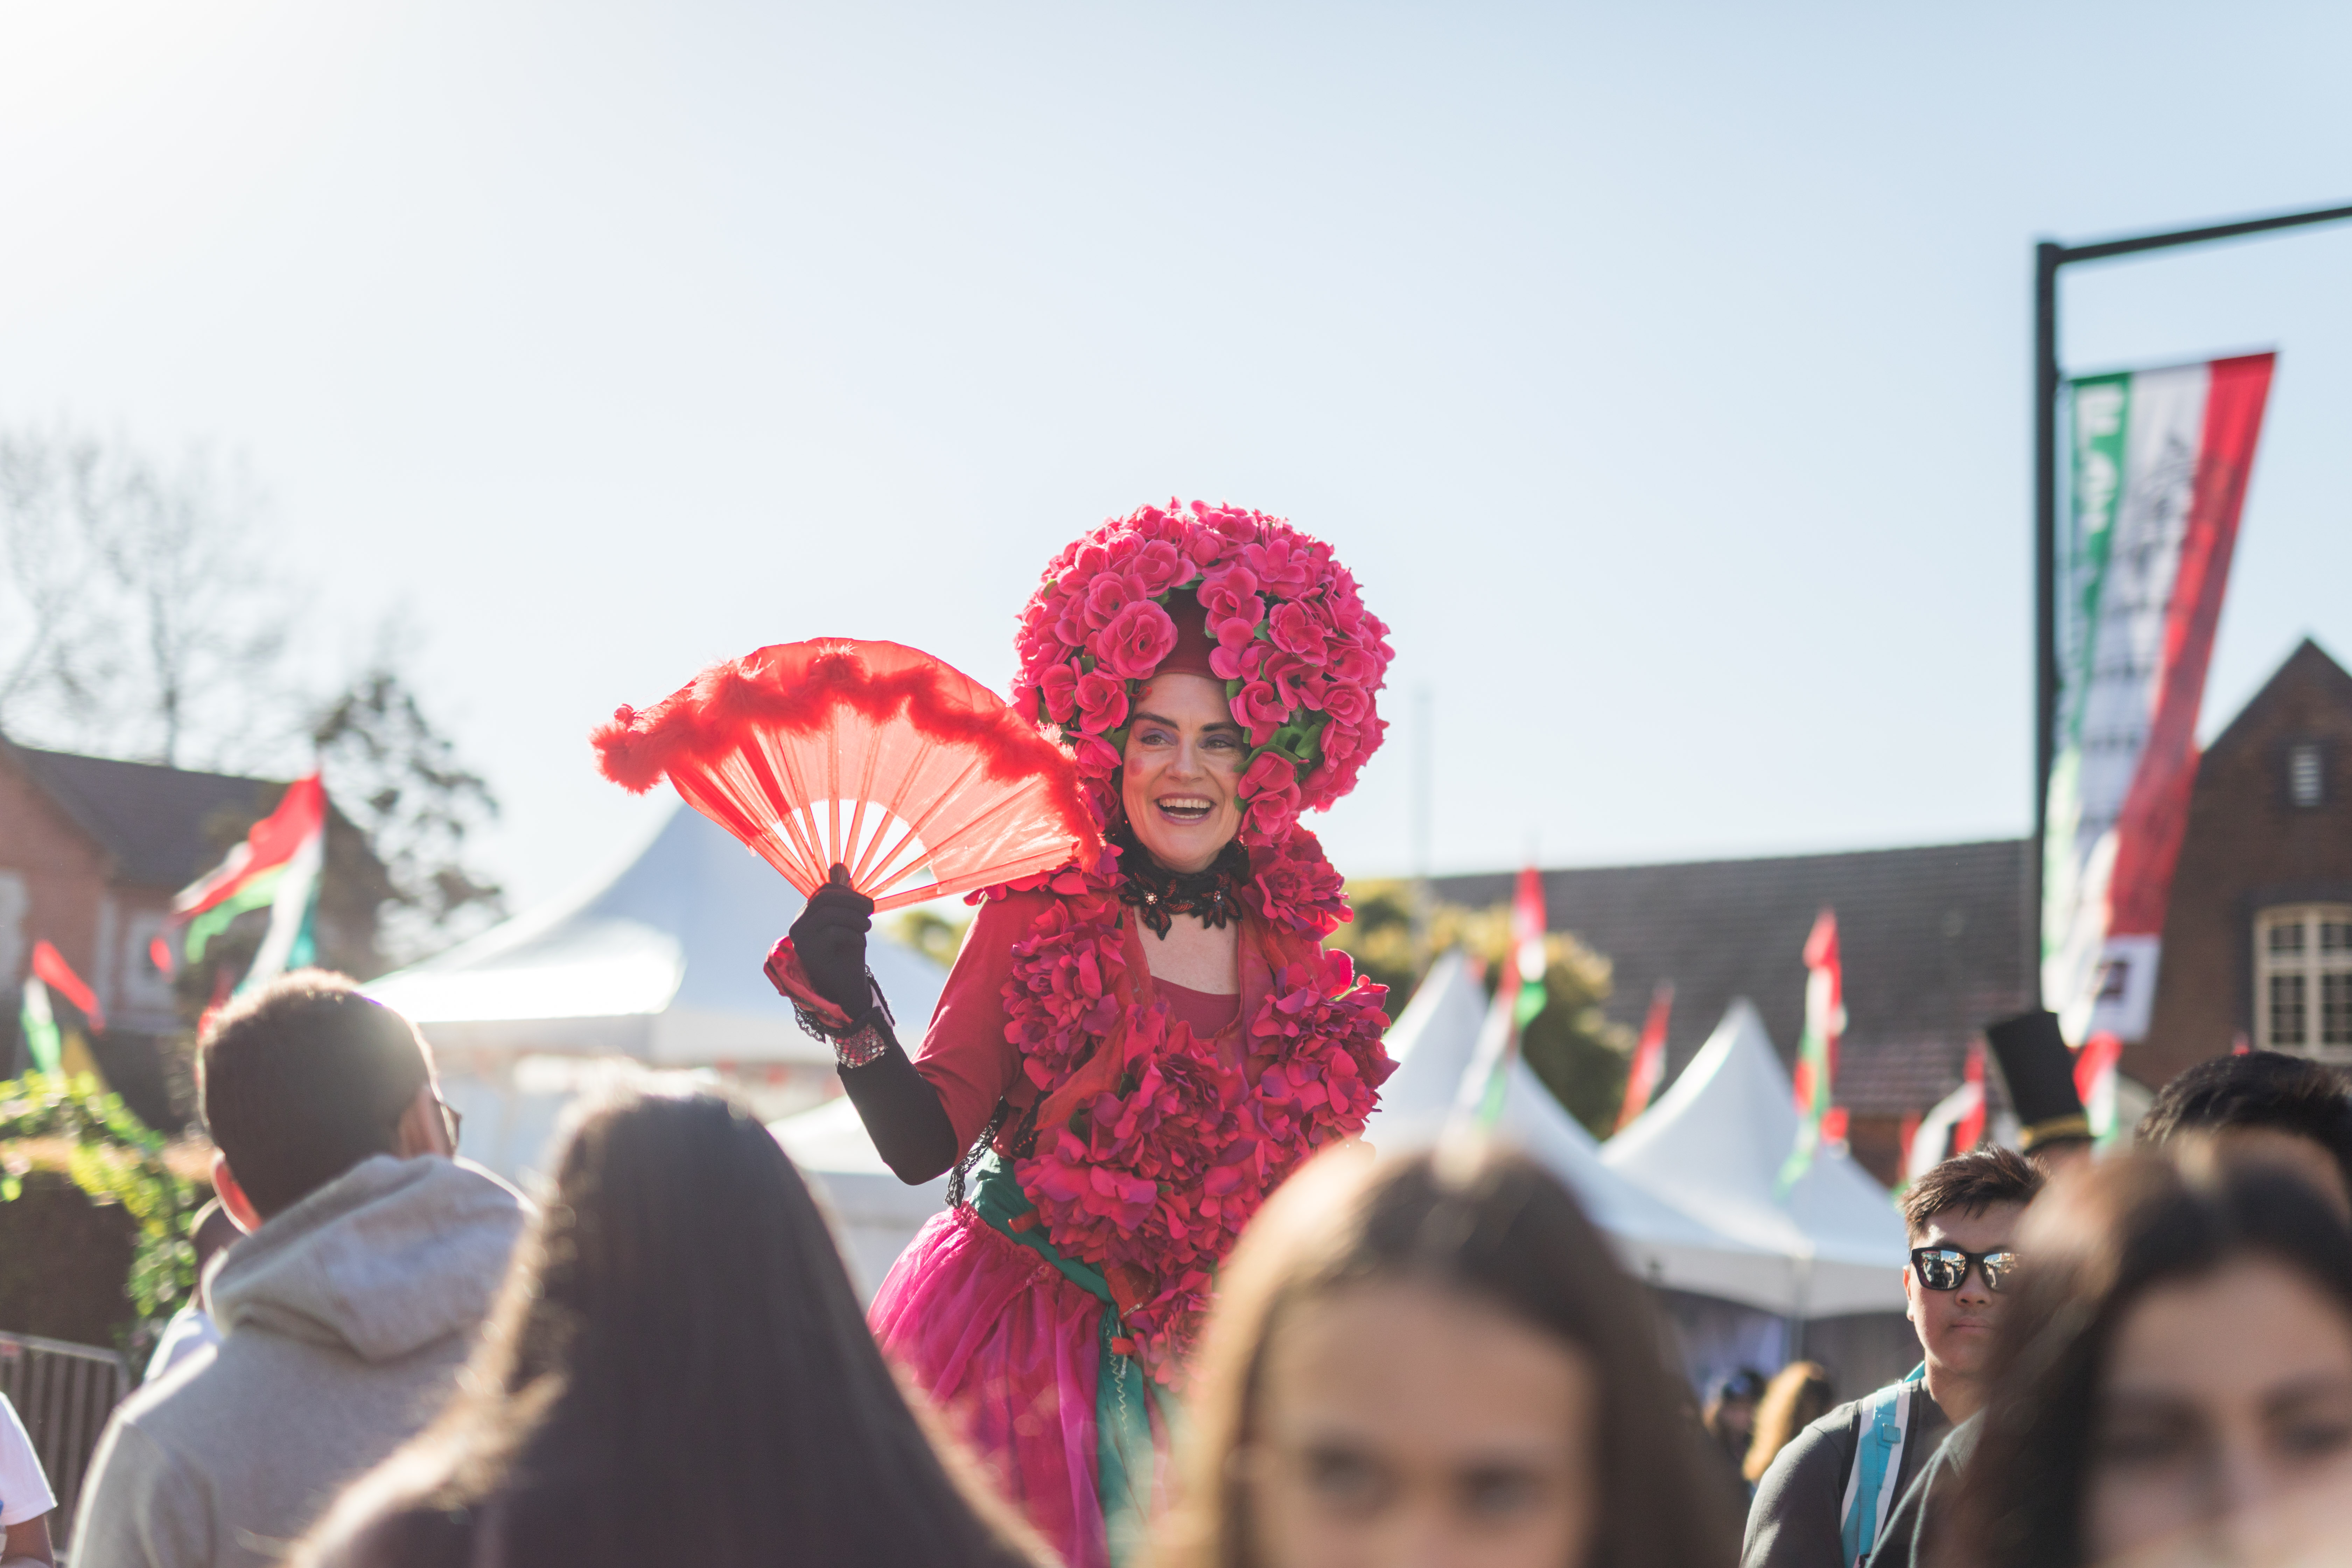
1602;996;1798;1181
1363;950;1494;1147
1614;996;1791;1142
1381;950;1486;1071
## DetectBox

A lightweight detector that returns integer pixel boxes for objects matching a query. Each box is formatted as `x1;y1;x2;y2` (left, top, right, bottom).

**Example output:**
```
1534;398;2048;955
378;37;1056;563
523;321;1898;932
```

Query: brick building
2138;639;2352;1086
0;735;383;1125
1434;637;2352;1185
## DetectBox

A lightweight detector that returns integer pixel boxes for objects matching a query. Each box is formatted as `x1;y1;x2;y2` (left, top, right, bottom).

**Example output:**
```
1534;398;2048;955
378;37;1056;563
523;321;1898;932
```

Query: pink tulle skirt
872;1205;1111;1568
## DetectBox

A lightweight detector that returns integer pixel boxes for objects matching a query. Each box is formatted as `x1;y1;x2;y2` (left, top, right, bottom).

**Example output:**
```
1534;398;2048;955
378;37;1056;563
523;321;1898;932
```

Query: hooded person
74;973;527;1568
774;502;1397;1568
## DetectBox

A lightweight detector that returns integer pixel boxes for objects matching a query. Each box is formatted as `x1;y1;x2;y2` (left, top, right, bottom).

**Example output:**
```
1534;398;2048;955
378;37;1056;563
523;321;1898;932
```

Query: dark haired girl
1152;1143;1741;1568
1955;1149;2352;1567
294;1082;1049;1568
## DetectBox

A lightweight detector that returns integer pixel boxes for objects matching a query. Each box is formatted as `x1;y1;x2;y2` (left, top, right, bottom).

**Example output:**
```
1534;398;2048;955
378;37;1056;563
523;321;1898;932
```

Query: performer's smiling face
1121;673;1245;873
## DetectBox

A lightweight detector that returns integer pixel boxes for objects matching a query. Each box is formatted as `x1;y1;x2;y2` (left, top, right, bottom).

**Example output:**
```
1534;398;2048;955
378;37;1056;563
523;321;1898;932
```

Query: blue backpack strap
1838;1363;1927;1568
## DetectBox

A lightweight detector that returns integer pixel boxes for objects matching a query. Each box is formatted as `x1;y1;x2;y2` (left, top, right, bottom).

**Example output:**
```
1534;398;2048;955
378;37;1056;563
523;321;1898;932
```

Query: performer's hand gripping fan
592;638;1096;1026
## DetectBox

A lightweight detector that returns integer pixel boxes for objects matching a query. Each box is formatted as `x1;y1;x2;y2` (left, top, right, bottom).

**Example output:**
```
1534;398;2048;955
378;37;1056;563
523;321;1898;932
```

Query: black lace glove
790;864;876;1017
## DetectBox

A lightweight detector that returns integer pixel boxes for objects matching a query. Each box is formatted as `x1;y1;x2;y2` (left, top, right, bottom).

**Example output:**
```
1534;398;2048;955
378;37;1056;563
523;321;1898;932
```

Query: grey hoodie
73;1155;527;1568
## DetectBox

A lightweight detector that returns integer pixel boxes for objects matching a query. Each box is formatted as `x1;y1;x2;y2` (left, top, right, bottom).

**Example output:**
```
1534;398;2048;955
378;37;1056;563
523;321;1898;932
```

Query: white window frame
2255;903;2352;1062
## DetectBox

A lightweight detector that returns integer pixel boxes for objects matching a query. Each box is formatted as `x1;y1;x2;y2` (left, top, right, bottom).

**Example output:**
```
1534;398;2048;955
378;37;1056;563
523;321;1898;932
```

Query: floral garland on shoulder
973;502;1400;1384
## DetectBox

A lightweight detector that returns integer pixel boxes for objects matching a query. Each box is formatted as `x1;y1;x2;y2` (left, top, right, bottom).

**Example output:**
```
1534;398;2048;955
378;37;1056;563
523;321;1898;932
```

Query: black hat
1986;1009;2091;1152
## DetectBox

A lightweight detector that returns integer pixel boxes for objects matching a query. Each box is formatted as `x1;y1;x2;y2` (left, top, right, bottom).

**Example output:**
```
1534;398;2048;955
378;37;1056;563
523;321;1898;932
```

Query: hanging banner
2043;352;2275;1044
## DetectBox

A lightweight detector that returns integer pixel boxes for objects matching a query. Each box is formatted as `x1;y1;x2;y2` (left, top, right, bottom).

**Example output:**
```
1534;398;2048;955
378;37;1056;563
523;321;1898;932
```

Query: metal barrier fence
0;1330;130;1546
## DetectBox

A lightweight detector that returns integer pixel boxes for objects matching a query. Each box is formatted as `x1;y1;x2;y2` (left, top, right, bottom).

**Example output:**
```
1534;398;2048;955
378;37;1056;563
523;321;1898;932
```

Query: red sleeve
912;892;1047;1155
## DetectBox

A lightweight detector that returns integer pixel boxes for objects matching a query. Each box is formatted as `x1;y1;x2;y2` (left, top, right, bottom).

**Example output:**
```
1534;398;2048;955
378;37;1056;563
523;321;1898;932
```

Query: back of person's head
1956;1149;2352;1568
1899;1144;2044;1239
201;971;433;1218
1742;1360;1834;1485
292;1079;1046;1568
1158;1142;1741;1568
2138;1050;2352;1209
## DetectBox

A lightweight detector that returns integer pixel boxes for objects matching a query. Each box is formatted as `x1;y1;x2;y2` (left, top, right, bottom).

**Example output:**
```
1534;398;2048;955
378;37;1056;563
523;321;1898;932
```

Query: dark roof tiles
6;741;289;891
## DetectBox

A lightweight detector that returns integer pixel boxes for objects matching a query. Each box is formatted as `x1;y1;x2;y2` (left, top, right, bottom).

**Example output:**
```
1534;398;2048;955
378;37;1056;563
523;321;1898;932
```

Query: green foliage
1327;878;1634;1140
895;907;972;971
0;1072;204;1341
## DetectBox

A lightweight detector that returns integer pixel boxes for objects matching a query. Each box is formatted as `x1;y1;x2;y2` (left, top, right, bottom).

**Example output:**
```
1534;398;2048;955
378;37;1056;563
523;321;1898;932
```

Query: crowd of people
5;510;2350;1566
0;970;2345;1567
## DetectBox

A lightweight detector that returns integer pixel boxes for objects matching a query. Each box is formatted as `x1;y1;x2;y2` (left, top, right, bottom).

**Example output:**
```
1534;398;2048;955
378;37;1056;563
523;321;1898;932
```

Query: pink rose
1098;600;1177;680
1232;681;1287;745
1239;749;1300;801
1130;539;1188;597
1073;733;1124;773
1239;537;1314;598
1199;563;1259;603
1266;601;1329;664
1039;662;1079;723
1325;639;1378;687
1076;669;1129;733
1083;573;1138;630
1321;682;1370;727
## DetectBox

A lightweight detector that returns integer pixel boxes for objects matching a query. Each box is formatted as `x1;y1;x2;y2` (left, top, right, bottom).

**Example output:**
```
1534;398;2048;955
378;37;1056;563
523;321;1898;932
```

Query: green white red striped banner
2043;354;2275;1045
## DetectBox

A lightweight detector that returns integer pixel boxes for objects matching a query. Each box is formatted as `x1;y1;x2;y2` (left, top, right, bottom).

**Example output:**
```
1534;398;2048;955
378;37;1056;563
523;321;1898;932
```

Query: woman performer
775;501;1397;1567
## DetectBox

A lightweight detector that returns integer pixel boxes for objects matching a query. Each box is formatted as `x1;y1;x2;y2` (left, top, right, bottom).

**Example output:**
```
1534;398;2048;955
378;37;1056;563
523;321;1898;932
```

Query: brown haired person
1952;1150;2352;1566
75;974;527;1568
1152;1143;1741;1568
1743;1363;1835;1496
1744;1148;2043;1568
294;1082;1050;1568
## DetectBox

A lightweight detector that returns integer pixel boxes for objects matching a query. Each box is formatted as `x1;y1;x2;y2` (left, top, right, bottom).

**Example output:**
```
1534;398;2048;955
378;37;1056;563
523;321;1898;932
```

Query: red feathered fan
594;638;1094;923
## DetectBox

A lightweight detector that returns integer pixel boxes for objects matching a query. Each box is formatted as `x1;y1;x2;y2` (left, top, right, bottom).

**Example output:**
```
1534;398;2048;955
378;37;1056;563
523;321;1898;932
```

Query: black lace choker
1111;821;1251;938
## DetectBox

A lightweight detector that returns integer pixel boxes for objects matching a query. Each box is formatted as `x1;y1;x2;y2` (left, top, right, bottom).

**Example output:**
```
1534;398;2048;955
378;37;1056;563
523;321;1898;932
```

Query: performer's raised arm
780;872;963;1184
780;875;1038;1185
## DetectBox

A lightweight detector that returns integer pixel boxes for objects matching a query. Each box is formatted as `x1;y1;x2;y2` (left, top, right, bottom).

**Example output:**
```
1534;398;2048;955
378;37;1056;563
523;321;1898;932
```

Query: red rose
1076;669;1129;733
1099;601;1178;680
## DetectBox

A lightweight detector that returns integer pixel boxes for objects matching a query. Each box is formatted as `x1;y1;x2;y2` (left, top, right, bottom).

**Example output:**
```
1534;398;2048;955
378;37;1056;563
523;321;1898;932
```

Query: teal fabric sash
971;1153;1165;1566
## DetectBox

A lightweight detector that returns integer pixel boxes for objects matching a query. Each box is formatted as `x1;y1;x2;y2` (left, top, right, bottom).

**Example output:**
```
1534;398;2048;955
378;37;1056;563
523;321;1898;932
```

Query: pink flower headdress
1011;500;1394;843
979;501;1397;1382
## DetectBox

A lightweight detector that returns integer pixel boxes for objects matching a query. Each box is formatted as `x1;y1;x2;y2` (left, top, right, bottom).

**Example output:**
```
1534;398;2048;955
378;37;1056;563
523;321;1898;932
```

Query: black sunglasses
437;1097;463;1153
1909;1245;2019;1293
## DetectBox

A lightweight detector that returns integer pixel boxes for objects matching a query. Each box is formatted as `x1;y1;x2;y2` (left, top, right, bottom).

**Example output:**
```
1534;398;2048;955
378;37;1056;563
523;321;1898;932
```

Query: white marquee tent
369;806;948;1180
1602;998;1909;1316
1363;954;1809;1310
772;1094;949;1299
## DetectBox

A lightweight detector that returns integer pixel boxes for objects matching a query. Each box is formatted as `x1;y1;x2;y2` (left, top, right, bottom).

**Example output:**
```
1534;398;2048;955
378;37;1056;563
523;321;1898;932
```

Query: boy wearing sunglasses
1744;1147;2043;1568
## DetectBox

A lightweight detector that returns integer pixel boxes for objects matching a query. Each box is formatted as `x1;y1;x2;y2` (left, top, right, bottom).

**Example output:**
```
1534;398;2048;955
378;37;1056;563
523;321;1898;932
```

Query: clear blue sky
5;1;2349;910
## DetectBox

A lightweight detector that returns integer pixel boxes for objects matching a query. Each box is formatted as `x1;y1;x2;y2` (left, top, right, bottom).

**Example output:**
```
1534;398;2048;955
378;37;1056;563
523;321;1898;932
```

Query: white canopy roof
1365;954;1806;1311
370;806;947;1065
772;1094;949;1298
1602;999;1909;1315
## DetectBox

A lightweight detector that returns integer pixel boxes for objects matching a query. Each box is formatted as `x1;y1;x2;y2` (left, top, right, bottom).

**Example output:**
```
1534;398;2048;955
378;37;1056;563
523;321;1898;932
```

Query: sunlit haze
6;0;2349;911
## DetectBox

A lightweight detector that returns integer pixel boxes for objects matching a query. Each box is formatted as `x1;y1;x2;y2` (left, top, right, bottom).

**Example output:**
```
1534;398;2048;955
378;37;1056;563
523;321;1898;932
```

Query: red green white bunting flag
172;773;328;991
18;939;105;1080
1776;910;1843;1194
2043;354;2275;1046
1456;865;1549;1128
1615;983;1673;1133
